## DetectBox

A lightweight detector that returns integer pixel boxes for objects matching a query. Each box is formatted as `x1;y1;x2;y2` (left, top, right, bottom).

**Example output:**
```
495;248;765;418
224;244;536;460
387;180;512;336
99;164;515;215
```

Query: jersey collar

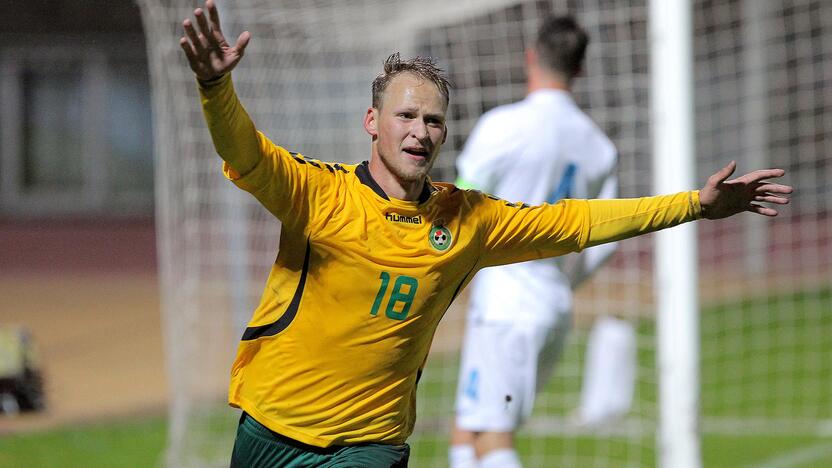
527;88;575;106
355;161;435;204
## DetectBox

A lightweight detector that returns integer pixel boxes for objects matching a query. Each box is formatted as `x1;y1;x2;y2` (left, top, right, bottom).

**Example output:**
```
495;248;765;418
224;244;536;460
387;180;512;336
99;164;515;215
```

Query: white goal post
650;1;700;467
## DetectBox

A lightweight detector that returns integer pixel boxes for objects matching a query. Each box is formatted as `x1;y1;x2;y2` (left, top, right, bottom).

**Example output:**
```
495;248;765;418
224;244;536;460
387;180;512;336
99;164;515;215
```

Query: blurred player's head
364;53;449;186
530;15;589;86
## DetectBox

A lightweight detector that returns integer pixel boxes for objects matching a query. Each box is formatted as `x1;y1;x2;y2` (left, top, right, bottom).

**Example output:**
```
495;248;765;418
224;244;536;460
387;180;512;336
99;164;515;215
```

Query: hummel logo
385;213;423;225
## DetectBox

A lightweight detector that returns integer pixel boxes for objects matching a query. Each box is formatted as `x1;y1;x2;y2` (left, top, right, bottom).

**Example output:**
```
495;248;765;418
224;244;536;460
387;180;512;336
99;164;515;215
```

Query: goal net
137;0;830;466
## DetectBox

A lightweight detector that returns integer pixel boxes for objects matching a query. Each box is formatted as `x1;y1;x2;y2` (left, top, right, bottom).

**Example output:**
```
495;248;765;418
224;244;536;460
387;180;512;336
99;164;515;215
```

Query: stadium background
1;0;829;467
0;0;169;462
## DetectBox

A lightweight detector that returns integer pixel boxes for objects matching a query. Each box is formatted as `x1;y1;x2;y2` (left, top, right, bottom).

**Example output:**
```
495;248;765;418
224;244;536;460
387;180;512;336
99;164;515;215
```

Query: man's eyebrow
394;105;419;113
393;106;445;120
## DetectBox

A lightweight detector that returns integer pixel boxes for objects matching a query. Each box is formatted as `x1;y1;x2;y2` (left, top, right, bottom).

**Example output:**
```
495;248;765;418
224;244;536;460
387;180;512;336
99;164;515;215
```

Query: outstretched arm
564;175;619;288
478;164;792;268
179;0;263;177
699;161;792;219
178;1;314;229
179;0;250;82
583;163;792;248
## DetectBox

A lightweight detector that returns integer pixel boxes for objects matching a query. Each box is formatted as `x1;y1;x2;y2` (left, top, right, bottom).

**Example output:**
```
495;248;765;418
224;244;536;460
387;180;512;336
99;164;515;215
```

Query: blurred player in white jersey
450;15;636;468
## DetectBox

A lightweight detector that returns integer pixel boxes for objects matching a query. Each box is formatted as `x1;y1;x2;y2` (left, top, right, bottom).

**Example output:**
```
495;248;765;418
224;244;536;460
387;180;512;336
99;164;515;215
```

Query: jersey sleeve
583;191;701;247
477;190;701;268
455;110;517;192
199;74;313;233
564;166;619;287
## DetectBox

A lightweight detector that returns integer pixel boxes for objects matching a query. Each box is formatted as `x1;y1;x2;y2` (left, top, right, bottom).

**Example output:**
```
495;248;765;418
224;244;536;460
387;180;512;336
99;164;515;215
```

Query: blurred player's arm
455;110;516;193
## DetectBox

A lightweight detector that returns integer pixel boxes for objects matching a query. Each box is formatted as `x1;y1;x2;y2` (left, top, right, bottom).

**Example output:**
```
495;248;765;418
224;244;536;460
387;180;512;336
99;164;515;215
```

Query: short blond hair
371;53;451;109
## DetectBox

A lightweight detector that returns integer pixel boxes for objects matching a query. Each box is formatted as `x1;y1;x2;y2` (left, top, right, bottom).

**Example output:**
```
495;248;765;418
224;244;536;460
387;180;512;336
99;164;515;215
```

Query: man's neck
367;156;427;201
527;69;571;95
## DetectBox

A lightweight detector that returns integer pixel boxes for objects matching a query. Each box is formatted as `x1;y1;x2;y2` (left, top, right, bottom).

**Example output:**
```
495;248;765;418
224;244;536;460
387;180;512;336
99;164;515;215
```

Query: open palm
699;161;792;219
179;0;250;81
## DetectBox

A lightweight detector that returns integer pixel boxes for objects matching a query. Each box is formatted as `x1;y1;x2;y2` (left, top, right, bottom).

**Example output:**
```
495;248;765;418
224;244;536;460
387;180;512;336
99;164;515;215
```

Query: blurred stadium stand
0;0;166;433
0;0;154;219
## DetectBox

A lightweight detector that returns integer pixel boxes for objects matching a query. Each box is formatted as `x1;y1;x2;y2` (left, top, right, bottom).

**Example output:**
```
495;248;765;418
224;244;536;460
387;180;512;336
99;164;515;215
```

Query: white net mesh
137;0;830;466
694;0;832;436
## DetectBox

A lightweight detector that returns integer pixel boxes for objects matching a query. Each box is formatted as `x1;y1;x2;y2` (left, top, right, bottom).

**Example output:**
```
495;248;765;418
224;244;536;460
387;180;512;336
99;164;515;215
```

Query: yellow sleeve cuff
690;190;702;219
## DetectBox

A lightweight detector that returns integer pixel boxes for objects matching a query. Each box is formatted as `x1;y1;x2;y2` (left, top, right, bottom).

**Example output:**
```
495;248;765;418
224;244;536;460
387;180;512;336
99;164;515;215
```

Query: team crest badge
429;225;452;251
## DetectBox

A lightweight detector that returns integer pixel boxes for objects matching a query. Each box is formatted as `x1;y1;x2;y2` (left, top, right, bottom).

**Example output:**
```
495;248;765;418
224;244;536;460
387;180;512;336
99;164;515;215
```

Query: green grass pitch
1;289;828;467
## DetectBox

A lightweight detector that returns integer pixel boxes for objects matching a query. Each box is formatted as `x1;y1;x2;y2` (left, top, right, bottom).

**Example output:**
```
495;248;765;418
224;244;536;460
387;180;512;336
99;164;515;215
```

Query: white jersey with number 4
457;89;618;325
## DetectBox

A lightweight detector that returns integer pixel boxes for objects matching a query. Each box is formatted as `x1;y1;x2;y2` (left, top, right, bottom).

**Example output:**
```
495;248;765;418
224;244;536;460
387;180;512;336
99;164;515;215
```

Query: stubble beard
380;149;434;184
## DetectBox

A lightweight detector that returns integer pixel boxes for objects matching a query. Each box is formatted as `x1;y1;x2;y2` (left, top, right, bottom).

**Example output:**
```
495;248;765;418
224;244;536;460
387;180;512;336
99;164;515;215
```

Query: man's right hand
180;0;251;82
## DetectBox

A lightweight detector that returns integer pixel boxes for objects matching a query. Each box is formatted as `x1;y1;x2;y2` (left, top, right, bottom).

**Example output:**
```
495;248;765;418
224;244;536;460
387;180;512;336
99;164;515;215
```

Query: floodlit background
0;1;167;465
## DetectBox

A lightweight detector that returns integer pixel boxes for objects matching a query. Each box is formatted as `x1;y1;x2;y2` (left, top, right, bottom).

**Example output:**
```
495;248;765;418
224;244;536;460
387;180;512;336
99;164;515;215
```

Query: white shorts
453;317;571;432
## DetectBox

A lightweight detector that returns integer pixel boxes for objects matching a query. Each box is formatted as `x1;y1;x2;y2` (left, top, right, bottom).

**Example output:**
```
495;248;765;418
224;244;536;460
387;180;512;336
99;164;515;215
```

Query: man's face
364;73;447;183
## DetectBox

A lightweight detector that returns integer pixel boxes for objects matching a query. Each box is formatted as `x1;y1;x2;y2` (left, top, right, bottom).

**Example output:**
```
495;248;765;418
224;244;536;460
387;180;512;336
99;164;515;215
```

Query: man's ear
363;107;378;137
442;124;447;145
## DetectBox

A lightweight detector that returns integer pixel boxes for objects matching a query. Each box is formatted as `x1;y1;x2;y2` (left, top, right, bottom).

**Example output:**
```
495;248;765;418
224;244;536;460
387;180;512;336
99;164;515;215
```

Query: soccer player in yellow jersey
179;2;792;466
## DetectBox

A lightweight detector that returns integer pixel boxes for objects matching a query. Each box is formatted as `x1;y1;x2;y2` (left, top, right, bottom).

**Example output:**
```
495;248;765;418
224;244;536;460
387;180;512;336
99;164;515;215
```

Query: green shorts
230;412;410;468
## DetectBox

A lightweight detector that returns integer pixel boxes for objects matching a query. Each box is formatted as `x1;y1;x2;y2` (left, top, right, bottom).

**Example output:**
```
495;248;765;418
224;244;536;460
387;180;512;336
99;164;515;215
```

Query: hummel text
385;213;423;224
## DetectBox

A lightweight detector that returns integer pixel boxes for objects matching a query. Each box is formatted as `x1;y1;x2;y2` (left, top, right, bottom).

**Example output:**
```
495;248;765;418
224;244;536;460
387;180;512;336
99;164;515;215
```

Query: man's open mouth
403;147;429;158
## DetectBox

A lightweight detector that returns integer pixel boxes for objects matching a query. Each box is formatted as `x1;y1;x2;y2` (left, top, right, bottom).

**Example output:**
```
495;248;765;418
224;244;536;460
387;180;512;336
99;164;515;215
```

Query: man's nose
410;119;429;140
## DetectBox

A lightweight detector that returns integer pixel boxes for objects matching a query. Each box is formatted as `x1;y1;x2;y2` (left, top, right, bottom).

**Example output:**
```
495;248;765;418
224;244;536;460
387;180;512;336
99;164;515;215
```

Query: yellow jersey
199;74;701;447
